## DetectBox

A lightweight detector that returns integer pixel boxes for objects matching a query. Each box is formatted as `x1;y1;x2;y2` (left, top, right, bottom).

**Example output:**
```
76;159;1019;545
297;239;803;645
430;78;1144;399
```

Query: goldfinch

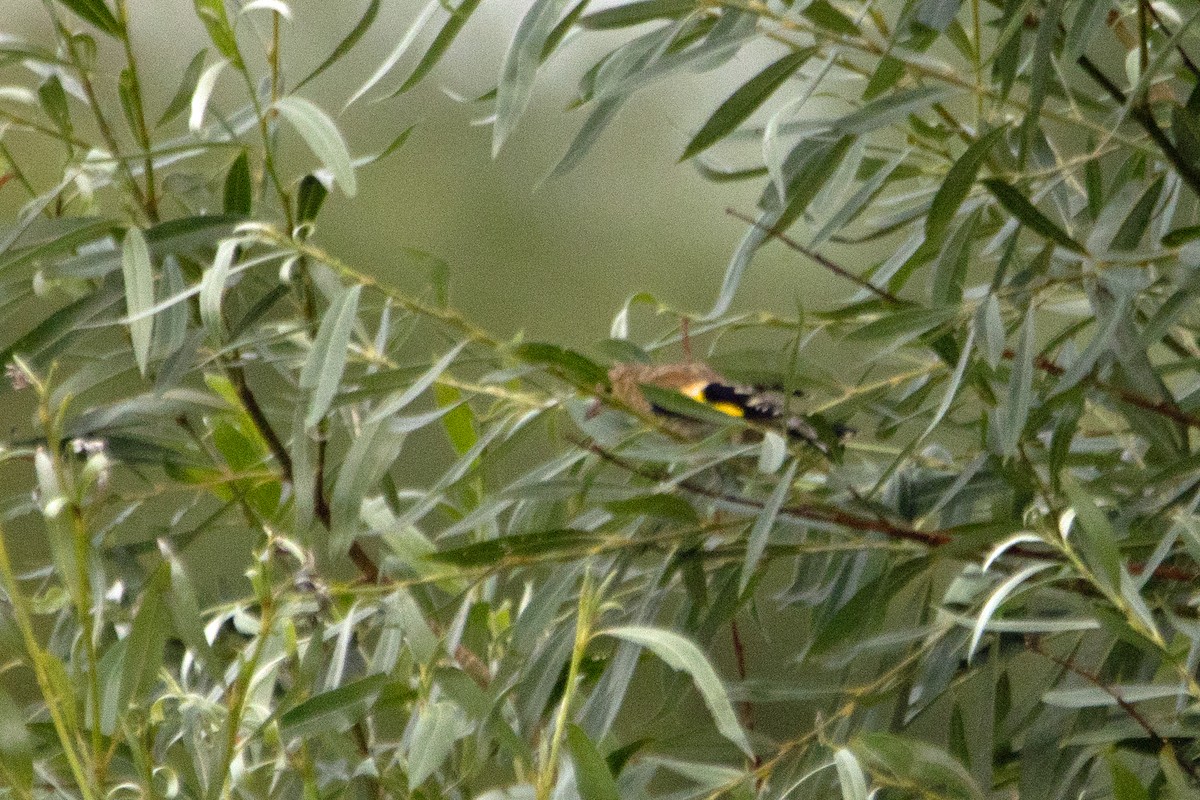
607;361;845;449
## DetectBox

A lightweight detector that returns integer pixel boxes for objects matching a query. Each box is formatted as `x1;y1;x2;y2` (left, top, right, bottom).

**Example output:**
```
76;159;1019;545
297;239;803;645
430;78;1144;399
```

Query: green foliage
1;1;1200;799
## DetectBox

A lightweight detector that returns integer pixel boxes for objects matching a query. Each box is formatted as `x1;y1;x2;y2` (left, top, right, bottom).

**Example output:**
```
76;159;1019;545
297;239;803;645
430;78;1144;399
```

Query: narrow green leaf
832;86;948;134
845;306;958;344
121;227;155;377
37;75;73;139
1162;224;1200;247
429;529;598;567
157;48;208;126
434;383;477;454
296;174;328;223
926;126;1007;246
199;238;238;341
366;341;467;424
1021;0;1065;151
740;457;797;595
542;0;591;59
279;674;388;740
681;47;817;161
193;0;243;66
803;0;860;34
493;0;574;156
363;124;416;167
967;562;1055;661
1042;683;1186;708
295;0;381;91
55;0;122;36
863;54;903;100
604;494;698;522
300;284;361;428
1110;176;1164;251
394;0;485;94
159;540;216;666
1065;0;1111;60
343;1;439;108
636;383;745;426
329;418;407;551
515;341;607;385
854;734;984;800
0;280;125;372
567;725;620;800
983;179;1086;254
274;96;357;196
408;701;472;789
111;564;171;734
1053;295;1127;394
997;304;1035;456
579;0;692;28
1062;476;1122;590
1108;754;1151;800
0;688;32;794
117;67;141;140
188;57;228;130
930;209;979;306
835;749;869;800
223;150;252;216
602;626;751;755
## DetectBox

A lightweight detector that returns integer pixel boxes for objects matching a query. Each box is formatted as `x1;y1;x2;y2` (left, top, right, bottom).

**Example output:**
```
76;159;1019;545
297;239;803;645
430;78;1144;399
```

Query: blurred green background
7;0;837;347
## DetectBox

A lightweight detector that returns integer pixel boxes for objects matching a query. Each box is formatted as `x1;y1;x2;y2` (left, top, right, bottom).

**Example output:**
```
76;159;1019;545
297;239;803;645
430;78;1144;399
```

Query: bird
606;360;847;452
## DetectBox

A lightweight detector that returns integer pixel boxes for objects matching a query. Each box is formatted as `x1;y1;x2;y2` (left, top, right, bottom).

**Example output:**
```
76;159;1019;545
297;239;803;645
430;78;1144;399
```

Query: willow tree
0;1;1197;798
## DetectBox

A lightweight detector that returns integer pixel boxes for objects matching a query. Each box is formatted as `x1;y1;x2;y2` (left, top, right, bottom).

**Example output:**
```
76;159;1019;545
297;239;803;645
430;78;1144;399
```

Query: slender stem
1138;0;1150;78
1145;1;1200;79
1026;637;1198;780
971;0;983;125
725;208;903;304
1075;52;1200;198
115;0;159;222
729;619;760;773
0;525;97;800
208;572;276;800
39;0;150;220
536;571;595;800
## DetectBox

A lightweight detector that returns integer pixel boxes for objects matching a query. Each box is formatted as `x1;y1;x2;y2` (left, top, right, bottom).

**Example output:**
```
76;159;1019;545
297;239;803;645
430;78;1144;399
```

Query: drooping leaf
983;179;1086;254
680;47;817;161
279;674;389;740
300;284;362;428
567;725;620;800
493;0;575;155
110;564;172;734
157;48;208;126
408;701;473;789
55;0;121;36
926;126;1007;247
120;227;155;377
222;150;252;216
601;626;751;755
274;96;357;196
393;0;486;95
193;0;243;66
296;0;381;90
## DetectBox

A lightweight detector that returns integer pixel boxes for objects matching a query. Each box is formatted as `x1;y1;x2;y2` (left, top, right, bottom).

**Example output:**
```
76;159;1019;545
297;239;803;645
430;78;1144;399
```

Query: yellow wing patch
679;381;745;418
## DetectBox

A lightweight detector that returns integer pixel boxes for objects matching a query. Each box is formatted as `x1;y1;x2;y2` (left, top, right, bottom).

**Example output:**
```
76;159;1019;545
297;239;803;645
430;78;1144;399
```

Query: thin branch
571;436;1200;583
725;208;904;305
1075;52;1200;198
1145;1;1200;80
1026;636;1199;780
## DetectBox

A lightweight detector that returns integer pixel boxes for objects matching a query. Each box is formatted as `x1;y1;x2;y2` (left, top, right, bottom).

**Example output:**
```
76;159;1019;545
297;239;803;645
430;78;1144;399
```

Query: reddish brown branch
725;208;903;305
571;437;1200;583
1026;636;1199;780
